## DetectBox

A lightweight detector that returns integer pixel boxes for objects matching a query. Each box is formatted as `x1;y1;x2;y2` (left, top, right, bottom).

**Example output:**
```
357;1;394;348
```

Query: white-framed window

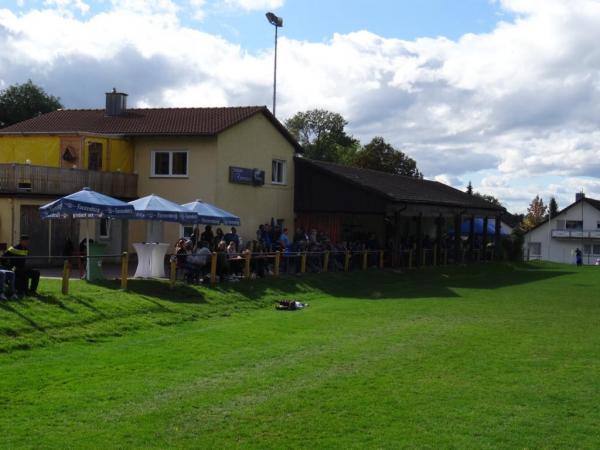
271;159;287;185
99;218;110;239
566;220;583;230
596;221;600;229
528;242;541;256
151;150;188;177
180;225;194;238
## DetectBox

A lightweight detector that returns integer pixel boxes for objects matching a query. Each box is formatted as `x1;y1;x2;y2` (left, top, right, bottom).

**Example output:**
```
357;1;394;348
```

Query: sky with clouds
1;0;600;213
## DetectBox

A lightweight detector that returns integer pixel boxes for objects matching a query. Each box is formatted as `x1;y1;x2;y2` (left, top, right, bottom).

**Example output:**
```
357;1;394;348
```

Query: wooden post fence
379;250;385;269
323;251;330;273
362;250;368;270
344;251;351;272
169;256;177;289
120;252;128;290
433;246;437;267
210;252;218;285
408;249;413;269
61;260;70;295
244;252;251;280
274;251;280;277
300;252;307;274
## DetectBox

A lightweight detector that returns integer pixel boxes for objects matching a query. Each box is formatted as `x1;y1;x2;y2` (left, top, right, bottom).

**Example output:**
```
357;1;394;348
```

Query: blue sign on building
229;166;265;186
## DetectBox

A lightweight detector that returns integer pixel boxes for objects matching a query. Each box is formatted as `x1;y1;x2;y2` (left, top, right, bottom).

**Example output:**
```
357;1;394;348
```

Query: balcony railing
551;229;600;239
0;164;138;199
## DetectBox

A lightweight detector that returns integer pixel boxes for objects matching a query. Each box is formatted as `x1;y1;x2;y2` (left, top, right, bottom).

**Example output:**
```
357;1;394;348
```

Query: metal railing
551;229;600;239
0;163;138;198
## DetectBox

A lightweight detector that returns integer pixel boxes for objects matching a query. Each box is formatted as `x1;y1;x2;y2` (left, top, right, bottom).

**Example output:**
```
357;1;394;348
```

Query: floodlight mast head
266;12;283;27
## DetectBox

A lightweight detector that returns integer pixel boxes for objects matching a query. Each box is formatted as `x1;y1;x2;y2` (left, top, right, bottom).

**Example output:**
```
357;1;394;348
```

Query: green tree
521;195;547;230
0;80;62;127
548;197;559;218
466;181;473;195
285;109;359;162
352;136;421;177
473;192;503;207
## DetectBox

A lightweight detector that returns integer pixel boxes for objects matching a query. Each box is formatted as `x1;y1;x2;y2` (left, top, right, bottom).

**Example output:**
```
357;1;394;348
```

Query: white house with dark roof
524;193;600;265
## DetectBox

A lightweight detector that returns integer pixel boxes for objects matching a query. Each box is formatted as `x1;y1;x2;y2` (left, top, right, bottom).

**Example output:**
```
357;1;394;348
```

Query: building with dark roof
294;157;505;266
0;90;300;257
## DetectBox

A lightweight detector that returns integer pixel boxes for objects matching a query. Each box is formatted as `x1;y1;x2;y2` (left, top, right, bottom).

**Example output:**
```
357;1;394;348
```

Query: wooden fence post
433;246;437;267
210;252;217;285
379;250;385;269
274;251;280;277
244;251;251;280
323;251;330;273
362;250;368;270
444;248;448;266
344;251;351;272
120;252;128;290
170;256;177;289
300;252;307;274
61;260;70;295
408;249;413;269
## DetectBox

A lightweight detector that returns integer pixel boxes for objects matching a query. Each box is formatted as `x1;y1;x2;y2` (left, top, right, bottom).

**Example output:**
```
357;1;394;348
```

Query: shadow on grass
0;302;45;331
90;279;208;305
203;262;576;301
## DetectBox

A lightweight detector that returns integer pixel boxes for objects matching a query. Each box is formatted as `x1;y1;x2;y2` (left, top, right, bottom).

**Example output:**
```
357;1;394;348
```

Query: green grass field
2;262;600;449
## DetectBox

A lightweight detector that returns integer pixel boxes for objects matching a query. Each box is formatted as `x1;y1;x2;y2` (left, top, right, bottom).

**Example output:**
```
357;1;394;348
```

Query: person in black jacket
2;235;40;296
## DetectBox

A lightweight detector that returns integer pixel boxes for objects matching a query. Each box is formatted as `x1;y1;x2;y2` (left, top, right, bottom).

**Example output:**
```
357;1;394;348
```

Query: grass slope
1;263;600;448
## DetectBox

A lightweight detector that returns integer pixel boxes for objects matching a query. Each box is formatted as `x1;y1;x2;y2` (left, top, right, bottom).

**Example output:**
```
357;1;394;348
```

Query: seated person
184;241;211;283
2;235;40;296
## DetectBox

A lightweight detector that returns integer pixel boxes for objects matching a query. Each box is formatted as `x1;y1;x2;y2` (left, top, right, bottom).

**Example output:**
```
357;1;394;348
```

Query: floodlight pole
266;12;283;117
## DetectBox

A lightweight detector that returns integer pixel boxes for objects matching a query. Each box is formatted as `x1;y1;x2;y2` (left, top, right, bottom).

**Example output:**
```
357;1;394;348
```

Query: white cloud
1;0;600;213
223;0;284;11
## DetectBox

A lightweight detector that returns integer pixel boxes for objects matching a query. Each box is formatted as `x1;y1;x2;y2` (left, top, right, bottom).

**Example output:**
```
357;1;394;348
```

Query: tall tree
473;192;503;207
0;80;63;127
285;109;359;162
466;181;473;195
548;197;559;218
522;195;547;230
352;136;421;177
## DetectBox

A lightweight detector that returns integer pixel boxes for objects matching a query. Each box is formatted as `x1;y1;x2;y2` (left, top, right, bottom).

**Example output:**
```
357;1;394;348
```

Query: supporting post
468;215;475;262
379;250;385;269
120;252;128;290
362;249;368;270
408;249;413;269
244;251;251;279
61;260;70;295
454;214;462;265
323;251;329;273
415;213;423;267
344;250;350;272
300;252;307;274
433;246;437;267
210;252;218;285
494;214;502;260
169;256;177;289
274;251;280;277
435;214;443;266
482;216;488;261
444;248;448;265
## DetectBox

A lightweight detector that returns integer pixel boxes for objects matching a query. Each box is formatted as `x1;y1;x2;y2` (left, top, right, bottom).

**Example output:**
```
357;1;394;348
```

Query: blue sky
1;0;600;213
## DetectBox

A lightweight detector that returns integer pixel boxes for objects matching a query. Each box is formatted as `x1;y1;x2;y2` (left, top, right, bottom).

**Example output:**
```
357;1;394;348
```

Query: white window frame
271;159;287;185
180;225;194;239
99;218;110;239
151;150;189;178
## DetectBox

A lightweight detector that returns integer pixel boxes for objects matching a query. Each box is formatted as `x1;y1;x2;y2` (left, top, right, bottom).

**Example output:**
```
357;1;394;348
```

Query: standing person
224;227;240;251
200;226;214;248
279;228;290;251
213;228;225;249
2;235;40;296
575;248;583;267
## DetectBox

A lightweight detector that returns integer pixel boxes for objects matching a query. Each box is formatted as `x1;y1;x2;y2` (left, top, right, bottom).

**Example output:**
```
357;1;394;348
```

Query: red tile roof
0;106;303;151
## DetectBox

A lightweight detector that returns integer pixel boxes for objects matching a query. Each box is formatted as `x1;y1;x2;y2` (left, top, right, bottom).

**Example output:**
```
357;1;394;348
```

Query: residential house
523;193;600;265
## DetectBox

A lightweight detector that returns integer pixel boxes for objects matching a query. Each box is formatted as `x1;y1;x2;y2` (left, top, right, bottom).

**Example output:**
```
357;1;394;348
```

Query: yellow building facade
0;105;299;257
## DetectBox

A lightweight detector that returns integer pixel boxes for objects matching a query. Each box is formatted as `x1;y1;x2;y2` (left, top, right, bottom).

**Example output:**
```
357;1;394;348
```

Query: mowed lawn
2;263;600;449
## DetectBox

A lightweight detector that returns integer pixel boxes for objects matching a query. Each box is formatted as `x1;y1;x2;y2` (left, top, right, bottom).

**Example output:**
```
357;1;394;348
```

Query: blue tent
39;187;134;219
128;194;198;223
450;218;509;236
181;199;241;226
39;187;134;281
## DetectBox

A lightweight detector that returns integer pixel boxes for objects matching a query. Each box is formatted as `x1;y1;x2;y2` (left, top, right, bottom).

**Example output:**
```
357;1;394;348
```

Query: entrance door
88;142;103;171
